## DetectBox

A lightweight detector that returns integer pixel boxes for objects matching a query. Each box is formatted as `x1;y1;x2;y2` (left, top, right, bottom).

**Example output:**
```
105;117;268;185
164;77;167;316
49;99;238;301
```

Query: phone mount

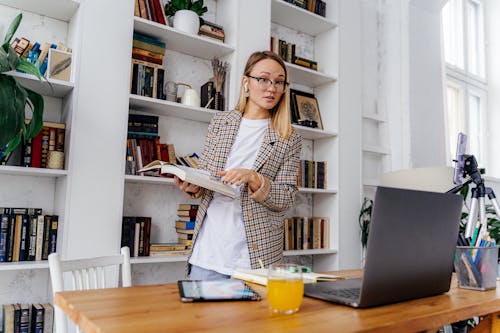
447;149;500;242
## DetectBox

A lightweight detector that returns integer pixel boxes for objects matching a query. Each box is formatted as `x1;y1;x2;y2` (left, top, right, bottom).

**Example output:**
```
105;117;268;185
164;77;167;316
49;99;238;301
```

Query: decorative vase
214;91;224;111
173;10;200;35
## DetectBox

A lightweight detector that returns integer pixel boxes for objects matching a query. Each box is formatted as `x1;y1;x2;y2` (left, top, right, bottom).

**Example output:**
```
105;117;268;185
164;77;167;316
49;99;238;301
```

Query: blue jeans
189;265;231;280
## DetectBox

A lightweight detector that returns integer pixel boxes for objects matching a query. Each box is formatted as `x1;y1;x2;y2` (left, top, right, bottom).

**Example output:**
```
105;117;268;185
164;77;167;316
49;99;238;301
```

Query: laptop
304;186;463;308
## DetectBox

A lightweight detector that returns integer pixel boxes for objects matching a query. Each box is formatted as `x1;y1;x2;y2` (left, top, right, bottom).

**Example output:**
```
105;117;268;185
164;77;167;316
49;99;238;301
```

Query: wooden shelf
293;125;337;140
129;94;218;123
298;188;337;194
283;248;337;256
0;165;67;178
6;72;74;98
362;145;390;155
286;62;337;87
0;0;79;21
0;261;49;271
130;256;188;264
133;17;234;59
271;0;336;36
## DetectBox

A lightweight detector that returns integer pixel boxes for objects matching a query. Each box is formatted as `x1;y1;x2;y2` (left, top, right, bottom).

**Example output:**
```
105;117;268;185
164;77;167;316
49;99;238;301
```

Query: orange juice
267;278;304;314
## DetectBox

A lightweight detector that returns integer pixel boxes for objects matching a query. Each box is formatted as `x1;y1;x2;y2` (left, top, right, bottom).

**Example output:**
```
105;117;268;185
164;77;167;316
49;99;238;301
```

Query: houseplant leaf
0;73;26;148
24;87;44;140
2;13;22;45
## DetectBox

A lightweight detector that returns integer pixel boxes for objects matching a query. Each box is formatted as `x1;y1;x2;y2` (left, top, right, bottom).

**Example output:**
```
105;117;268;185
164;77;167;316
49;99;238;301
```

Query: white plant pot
173;10;200;35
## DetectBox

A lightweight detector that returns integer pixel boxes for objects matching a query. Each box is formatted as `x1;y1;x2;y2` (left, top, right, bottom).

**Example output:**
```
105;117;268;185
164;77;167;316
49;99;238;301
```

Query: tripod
447;155;500;244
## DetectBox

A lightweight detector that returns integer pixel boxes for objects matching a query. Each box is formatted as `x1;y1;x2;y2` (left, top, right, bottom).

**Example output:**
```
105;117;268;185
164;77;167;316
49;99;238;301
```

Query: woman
174;51;303;280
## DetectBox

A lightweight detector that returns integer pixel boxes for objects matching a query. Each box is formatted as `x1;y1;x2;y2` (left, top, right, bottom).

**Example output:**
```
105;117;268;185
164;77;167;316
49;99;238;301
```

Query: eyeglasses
247;75;288;91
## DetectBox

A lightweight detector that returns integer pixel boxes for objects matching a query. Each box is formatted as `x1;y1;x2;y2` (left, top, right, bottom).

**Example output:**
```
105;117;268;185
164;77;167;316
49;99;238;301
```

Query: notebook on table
304;186;463;308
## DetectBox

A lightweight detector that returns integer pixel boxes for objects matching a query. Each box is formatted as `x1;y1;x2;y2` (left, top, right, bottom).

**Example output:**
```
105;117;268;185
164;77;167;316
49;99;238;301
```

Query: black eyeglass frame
247;75;289;91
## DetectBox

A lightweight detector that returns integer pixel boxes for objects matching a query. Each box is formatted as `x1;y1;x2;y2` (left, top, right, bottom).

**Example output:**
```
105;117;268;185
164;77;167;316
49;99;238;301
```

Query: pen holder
454;246;498;291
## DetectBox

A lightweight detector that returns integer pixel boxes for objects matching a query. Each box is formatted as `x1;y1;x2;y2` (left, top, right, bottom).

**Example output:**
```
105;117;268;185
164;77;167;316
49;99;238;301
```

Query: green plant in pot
164;0;207;35
0;13;44;162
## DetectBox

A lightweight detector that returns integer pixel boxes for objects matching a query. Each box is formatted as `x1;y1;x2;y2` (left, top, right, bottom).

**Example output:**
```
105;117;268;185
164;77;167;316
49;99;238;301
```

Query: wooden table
54;270;500;333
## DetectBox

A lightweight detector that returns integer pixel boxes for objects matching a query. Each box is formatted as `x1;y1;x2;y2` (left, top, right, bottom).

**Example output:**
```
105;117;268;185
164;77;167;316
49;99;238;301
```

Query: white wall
484;0;500;178
408;1;447;168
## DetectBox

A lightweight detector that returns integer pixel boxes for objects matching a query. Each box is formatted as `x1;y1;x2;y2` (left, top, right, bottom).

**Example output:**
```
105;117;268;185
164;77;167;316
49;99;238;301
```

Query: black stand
447;155;500;242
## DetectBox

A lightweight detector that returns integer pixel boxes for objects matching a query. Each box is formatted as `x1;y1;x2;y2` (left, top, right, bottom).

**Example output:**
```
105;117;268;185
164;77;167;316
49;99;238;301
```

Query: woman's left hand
219;168;261;191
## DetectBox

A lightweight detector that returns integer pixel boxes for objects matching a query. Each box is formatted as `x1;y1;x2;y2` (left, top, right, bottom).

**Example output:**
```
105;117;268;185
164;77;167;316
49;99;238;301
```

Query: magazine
138;160;236;198
232;268;345;286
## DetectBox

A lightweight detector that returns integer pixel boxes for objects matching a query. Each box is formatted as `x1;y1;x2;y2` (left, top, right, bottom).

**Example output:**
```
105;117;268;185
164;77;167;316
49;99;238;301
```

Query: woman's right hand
174;176;201;196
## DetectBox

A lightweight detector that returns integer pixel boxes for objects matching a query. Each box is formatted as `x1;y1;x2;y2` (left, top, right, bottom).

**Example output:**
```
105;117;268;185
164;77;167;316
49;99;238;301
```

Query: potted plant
0;13;44;162
164;0;207;35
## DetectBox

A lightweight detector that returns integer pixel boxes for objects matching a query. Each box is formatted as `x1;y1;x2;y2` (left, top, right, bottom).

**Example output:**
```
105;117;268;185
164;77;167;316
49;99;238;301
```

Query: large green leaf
0;46;21;73
0;74;26;148
2;13;22;46
17;58;42;80
24;88;44;140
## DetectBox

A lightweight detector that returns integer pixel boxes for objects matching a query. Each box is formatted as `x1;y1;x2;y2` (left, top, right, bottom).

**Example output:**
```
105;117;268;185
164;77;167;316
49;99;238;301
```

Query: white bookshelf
5;72;74;98
130;256;188;264
270;0;337;35
362;112;387;123
286;63;337;87
0;261;49;271
0;0;79;21
133;17;234;59
129;94;218;123
362;145;391;155
292;125;337;140
284;248;337;256
0;0;82;308
0;165;67;177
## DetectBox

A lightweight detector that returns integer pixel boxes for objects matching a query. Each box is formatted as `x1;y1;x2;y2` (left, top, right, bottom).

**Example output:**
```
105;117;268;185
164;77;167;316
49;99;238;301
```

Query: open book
138;160;236;198
232;268;344;286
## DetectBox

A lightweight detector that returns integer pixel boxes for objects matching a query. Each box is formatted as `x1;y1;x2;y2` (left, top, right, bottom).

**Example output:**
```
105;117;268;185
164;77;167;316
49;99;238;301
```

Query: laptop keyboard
322;287;360;300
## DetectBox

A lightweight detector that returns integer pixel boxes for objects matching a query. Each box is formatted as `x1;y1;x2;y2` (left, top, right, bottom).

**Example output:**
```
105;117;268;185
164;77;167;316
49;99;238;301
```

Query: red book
147;0;157;22
153;0;166;25
31;130;43;168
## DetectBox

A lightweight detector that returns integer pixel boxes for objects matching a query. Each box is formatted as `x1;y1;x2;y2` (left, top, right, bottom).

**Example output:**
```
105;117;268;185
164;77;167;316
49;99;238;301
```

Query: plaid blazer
189;110;302;270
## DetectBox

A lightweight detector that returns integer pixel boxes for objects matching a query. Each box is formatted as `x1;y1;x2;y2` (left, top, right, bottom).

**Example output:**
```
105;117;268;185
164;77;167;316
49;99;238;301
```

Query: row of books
1;122;66;169
23;122;66;169
176;204;197;249
0;208;59;263
284;0;326;17
297;160;327;189
2;303;54;333
199;20;225;42
120;216;152;257
134;0;167;25
270;37;318;71
131;32;167;100
10;36;72;76
284;217;329;251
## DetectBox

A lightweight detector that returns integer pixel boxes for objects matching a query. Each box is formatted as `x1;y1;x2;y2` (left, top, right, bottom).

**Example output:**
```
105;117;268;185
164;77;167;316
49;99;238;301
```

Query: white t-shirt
189;117;269;275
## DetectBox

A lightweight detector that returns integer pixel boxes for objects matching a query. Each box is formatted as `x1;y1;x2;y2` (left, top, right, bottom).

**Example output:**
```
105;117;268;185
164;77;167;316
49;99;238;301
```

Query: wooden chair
48;247;132;333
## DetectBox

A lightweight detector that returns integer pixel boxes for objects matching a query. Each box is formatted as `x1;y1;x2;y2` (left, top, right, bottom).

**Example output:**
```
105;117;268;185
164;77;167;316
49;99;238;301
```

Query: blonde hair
235;51;292;139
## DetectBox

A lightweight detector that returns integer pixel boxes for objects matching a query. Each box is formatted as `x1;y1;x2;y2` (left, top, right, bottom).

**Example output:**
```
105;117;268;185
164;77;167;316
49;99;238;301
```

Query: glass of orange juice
267;263;304;314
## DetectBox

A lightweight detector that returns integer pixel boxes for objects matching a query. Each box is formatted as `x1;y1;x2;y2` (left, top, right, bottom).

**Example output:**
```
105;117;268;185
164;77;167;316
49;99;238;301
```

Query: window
442;0;487;166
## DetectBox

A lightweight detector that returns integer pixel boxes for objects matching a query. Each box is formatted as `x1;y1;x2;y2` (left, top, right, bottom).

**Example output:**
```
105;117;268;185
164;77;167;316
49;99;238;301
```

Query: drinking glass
267;263;304;314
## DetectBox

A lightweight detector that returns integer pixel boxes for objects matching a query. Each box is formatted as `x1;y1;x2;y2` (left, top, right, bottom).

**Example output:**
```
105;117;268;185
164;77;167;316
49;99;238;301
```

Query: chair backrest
48;247;132;333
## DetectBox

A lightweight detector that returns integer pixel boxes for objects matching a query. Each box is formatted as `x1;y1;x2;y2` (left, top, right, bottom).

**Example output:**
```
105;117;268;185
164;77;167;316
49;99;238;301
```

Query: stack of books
120;216;151;257
198;20;225;42
131;32;166;100
0;208;59;262
176;204;197;249
149;243;189;257
270;37;318;70
2;303;54;333
283;217;329;251
134;0;167;25
297;160;327;189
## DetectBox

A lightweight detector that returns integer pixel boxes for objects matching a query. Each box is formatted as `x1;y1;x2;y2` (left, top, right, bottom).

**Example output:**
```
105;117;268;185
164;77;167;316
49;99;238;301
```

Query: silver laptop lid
359;186;463;307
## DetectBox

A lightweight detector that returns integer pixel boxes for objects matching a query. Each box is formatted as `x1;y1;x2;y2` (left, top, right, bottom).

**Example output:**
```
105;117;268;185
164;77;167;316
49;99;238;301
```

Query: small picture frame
291;89;323;129
47;48;72;81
